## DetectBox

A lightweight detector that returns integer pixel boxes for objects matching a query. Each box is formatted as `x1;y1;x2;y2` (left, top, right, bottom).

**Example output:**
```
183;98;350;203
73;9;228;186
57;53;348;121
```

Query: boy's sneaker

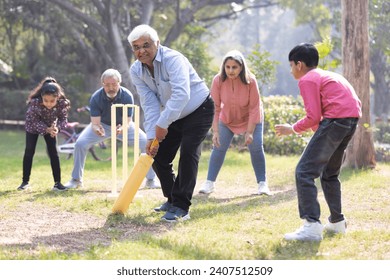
161;206;190;222
64;178;83;189
324;219;347;234
17;182;30;191
154;201;172;212
52;182;68;192
258;181;271;195
284;221;323;241
145;178;161;189
199;180;215;194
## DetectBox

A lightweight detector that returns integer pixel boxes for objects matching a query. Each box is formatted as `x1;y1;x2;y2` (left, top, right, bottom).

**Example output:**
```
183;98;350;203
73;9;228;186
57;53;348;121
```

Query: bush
374;122;390;144
0;89;29;121
263;95;311;155
202;95;311;155
375;145;390;162
373;121;390;162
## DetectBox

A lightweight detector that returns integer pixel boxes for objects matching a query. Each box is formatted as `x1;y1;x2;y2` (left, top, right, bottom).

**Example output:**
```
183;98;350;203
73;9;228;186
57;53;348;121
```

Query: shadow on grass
192;188;297;221
102;214;259;260
1;227;114;258
136;234;228;260
101;187;298;229
0;190;14;197
103;213;230;259
271;240;321;260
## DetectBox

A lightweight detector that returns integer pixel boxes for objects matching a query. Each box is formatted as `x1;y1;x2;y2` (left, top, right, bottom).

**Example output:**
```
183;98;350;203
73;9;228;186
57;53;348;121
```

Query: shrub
203;95;311;155
263;95;311;155
374;122;390;144
0;89;29;121
375;145;390;162
373;121;390;162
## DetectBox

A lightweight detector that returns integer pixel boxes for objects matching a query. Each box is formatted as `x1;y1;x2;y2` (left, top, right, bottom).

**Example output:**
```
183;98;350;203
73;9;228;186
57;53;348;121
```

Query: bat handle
151;138;159;148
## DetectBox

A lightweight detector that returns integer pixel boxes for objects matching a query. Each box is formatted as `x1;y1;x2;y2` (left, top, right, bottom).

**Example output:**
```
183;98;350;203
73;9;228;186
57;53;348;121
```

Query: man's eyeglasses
102;82;119;88
132;42;152;52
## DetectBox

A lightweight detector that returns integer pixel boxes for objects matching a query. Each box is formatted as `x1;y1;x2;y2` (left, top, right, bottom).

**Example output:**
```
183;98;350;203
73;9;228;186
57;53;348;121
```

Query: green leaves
263;95;311;155
314;37;340;70
247;44;279;88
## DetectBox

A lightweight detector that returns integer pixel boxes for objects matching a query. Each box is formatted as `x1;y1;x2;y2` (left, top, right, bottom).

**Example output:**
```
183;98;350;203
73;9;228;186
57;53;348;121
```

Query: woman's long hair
219;50;253;84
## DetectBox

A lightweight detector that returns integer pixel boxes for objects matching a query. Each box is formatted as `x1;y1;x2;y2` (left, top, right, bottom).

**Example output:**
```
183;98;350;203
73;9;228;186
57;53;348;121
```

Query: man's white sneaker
64;178;83;189
199;180;215;194
145;178;161;189
284;221;323;241
258;181;271;195
324;219;347;234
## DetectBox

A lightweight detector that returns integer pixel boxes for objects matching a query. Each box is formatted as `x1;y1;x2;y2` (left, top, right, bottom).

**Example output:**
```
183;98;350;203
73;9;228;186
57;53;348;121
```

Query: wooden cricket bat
112;139;159;214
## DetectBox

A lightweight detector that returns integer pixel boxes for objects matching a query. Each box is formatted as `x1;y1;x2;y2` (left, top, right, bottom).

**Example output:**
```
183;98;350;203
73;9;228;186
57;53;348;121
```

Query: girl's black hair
27;77;70;110
40;83;60;96
288;43;319;67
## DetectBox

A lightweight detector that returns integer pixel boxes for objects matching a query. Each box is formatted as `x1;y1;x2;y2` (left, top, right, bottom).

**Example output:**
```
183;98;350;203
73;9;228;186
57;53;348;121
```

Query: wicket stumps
110;104;140;197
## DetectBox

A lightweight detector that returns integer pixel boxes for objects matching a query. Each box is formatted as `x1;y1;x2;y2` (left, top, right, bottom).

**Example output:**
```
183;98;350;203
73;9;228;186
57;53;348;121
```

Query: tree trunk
109;21;138;103
371;47;389;120
140;0;154;24
342;0;376;169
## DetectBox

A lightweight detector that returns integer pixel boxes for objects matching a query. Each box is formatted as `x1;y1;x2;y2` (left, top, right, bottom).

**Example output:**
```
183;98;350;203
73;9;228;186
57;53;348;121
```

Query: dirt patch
0;202;110;254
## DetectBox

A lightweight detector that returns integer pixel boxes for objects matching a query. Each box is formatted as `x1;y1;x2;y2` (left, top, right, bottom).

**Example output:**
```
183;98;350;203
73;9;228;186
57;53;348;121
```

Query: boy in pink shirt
275;43;361;241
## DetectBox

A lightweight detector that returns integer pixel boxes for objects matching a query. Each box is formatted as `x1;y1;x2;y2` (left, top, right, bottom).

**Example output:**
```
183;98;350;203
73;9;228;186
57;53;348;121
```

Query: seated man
64;68;160;189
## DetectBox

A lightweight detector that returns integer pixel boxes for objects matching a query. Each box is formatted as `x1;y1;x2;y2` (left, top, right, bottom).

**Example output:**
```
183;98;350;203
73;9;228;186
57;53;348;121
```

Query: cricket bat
112;139;159;214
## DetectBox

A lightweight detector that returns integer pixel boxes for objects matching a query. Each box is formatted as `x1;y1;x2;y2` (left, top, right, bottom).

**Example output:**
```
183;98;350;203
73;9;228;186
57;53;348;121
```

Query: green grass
0;129;389;260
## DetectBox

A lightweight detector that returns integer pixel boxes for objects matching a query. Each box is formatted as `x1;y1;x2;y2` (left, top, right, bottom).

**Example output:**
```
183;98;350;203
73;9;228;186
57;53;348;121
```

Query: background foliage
263;95;309;155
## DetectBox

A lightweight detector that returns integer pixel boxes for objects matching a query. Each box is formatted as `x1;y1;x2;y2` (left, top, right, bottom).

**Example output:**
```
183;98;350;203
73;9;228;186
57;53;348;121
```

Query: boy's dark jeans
295;117;359;223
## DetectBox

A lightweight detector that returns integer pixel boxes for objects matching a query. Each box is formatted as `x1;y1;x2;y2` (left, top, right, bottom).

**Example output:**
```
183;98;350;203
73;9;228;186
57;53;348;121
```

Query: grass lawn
0;129;389;261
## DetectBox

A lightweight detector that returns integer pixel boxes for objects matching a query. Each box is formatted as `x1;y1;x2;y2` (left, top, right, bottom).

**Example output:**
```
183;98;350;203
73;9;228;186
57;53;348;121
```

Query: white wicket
110;104;140;197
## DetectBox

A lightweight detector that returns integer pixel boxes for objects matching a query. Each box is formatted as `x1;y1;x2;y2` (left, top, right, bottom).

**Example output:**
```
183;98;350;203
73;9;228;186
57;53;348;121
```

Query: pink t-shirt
211;74;261;134
292;68;362;134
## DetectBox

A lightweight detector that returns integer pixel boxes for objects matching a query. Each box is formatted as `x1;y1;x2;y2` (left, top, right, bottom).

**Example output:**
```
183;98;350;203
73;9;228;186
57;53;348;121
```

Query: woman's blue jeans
206;121;266;183
296;118;358;223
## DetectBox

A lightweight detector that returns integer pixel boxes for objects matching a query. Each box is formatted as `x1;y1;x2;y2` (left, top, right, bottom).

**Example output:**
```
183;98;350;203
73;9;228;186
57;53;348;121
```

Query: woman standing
200;50;270;195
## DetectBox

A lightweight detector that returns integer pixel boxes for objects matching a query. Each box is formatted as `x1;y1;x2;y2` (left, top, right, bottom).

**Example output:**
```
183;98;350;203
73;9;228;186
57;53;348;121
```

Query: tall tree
370;0;390;120
1;0;277;103
342;0;376;168
282;0;390;123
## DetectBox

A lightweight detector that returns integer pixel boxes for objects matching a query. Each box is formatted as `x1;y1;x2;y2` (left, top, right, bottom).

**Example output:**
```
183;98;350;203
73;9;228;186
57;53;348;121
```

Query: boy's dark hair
288;43;319;67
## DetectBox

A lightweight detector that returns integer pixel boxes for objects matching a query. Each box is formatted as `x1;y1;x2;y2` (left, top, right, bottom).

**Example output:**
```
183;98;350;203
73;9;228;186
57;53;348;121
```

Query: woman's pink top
211;74;261;134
